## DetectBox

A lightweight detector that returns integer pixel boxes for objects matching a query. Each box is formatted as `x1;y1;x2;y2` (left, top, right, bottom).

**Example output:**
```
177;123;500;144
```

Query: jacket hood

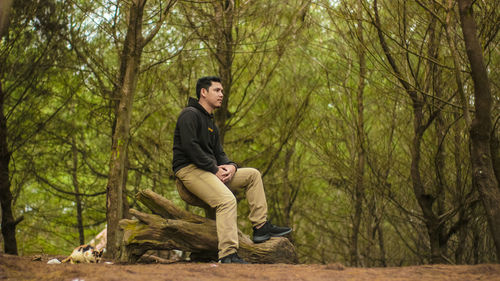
187;97;213;117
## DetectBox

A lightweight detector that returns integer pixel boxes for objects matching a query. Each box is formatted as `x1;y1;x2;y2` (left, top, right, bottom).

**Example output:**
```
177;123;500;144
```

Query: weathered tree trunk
458;0;500;261
106;0;177;259
106;0;144;258
118;189;298;264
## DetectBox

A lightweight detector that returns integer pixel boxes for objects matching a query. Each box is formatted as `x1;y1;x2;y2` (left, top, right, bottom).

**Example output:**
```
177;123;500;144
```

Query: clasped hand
216;164;236;183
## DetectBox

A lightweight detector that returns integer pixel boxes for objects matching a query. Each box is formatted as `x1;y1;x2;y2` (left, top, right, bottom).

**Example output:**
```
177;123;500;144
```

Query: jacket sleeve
177;110;219;174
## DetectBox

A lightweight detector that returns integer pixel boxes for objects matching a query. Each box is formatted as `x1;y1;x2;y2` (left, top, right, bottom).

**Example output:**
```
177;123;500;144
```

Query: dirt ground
1;253;500;281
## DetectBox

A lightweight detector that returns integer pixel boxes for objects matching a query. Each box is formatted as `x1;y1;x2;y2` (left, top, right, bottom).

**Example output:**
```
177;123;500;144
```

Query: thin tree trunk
427;11;448;262
373;0;445;263
0;80;21;255
71;134;85;245
444;0;471;128
282;146;293;226
492;129;500;184
458;0;500;261
213;0;234;143
377;219;387;266
350;0;366;267
106;0;146;259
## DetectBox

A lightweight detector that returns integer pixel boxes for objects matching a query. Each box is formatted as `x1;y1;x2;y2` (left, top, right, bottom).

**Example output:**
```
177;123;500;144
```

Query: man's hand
216;164;236;183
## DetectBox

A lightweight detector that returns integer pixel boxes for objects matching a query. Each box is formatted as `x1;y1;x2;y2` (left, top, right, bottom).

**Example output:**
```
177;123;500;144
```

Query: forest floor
1;253;500;281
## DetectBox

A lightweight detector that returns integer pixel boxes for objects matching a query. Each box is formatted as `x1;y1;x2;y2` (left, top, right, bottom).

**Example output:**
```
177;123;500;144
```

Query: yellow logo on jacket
208;127;213;133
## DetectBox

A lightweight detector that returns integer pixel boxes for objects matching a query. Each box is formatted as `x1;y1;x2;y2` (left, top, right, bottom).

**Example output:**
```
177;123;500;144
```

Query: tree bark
71;134;85;245
106;0;177;258
106;0;146;259
0;0;12;38
444;0;471;128
373;0;446;263
118;189;298;264
350;0;366;267
458;0;500;261
426;10;449;263
0;1;21;255
213;0;234;143
0;80;21;255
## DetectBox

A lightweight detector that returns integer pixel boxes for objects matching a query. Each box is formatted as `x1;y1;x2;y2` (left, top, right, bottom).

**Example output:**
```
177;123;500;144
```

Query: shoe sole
252;234;271;243
253;229;292;243
271;229;292;237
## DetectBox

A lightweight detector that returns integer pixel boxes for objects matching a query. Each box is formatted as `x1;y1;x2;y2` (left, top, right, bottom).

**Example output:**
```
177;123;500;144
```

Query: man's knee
217;194;237;211
244;167;262;181
249;167;261;176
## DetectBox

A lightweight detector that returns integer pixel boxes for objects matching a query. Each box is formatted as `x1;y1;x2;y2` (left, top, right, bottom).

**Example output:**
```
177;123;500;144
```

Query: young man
172;76;292;264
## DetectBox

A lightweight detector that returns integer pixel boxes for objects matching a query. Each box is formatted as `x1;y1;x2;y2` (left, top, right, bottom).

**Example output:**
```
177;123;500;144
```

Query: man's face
202;81;224;109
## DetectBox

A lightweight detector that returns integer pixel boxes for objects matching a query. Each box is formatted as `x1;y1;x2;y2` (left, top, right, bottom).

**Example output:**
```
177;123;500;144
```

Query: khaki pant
175;164;268;259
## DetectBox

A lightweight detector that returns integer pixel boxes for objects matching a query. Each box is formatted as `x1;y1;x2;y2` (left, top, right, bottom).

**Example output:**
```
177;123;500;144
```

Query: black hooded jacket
172;97;235;174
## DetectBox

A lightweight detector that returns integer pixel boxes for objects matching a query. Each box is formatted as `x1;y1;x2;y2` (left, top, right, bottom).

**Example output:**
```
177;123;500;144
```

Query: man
173;76;292;264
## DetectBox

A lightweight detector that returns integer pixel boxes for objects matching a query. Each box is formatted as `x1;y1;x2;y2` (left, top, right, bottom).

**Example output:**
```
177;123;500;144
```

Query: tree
179;0;310;143
0;0;69;255
457;0;500;260
349;0;367;266
0;0;17;255
369;0;477;263
105;0;177;259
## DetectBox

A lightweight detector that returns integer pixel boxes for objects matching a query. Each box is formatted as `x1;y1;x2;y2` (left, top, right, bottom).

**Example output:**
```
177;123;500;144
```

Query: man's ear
200;87;207;99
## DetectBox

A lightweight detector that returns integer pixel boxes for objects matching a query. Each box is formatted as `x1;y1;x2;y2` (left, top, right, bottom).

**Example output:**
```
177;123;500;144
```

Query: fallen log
118;189;297;264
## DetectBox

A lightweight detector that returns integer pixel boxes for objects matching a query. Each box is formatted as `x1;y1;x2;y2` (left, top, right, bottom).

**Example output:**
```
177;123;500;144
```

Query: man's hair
196;76;221;99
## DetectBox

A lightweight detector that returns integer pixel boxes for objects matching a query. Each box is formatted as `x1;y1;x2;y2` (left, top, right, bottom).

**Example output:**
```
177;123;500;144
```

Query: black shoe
218;253;249;264
253;221;292;243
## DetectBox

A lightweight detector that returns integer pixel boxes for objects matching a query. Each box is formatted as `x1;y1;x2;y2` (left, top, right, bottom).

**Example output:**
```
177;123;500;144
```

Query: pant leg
175;164;238;259
227;168;268;228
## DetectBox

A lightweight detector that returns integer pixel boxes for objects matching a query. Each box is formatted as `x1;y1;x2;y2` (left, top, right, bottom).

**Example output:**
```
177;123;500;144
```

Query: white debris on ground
47;258;62;264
